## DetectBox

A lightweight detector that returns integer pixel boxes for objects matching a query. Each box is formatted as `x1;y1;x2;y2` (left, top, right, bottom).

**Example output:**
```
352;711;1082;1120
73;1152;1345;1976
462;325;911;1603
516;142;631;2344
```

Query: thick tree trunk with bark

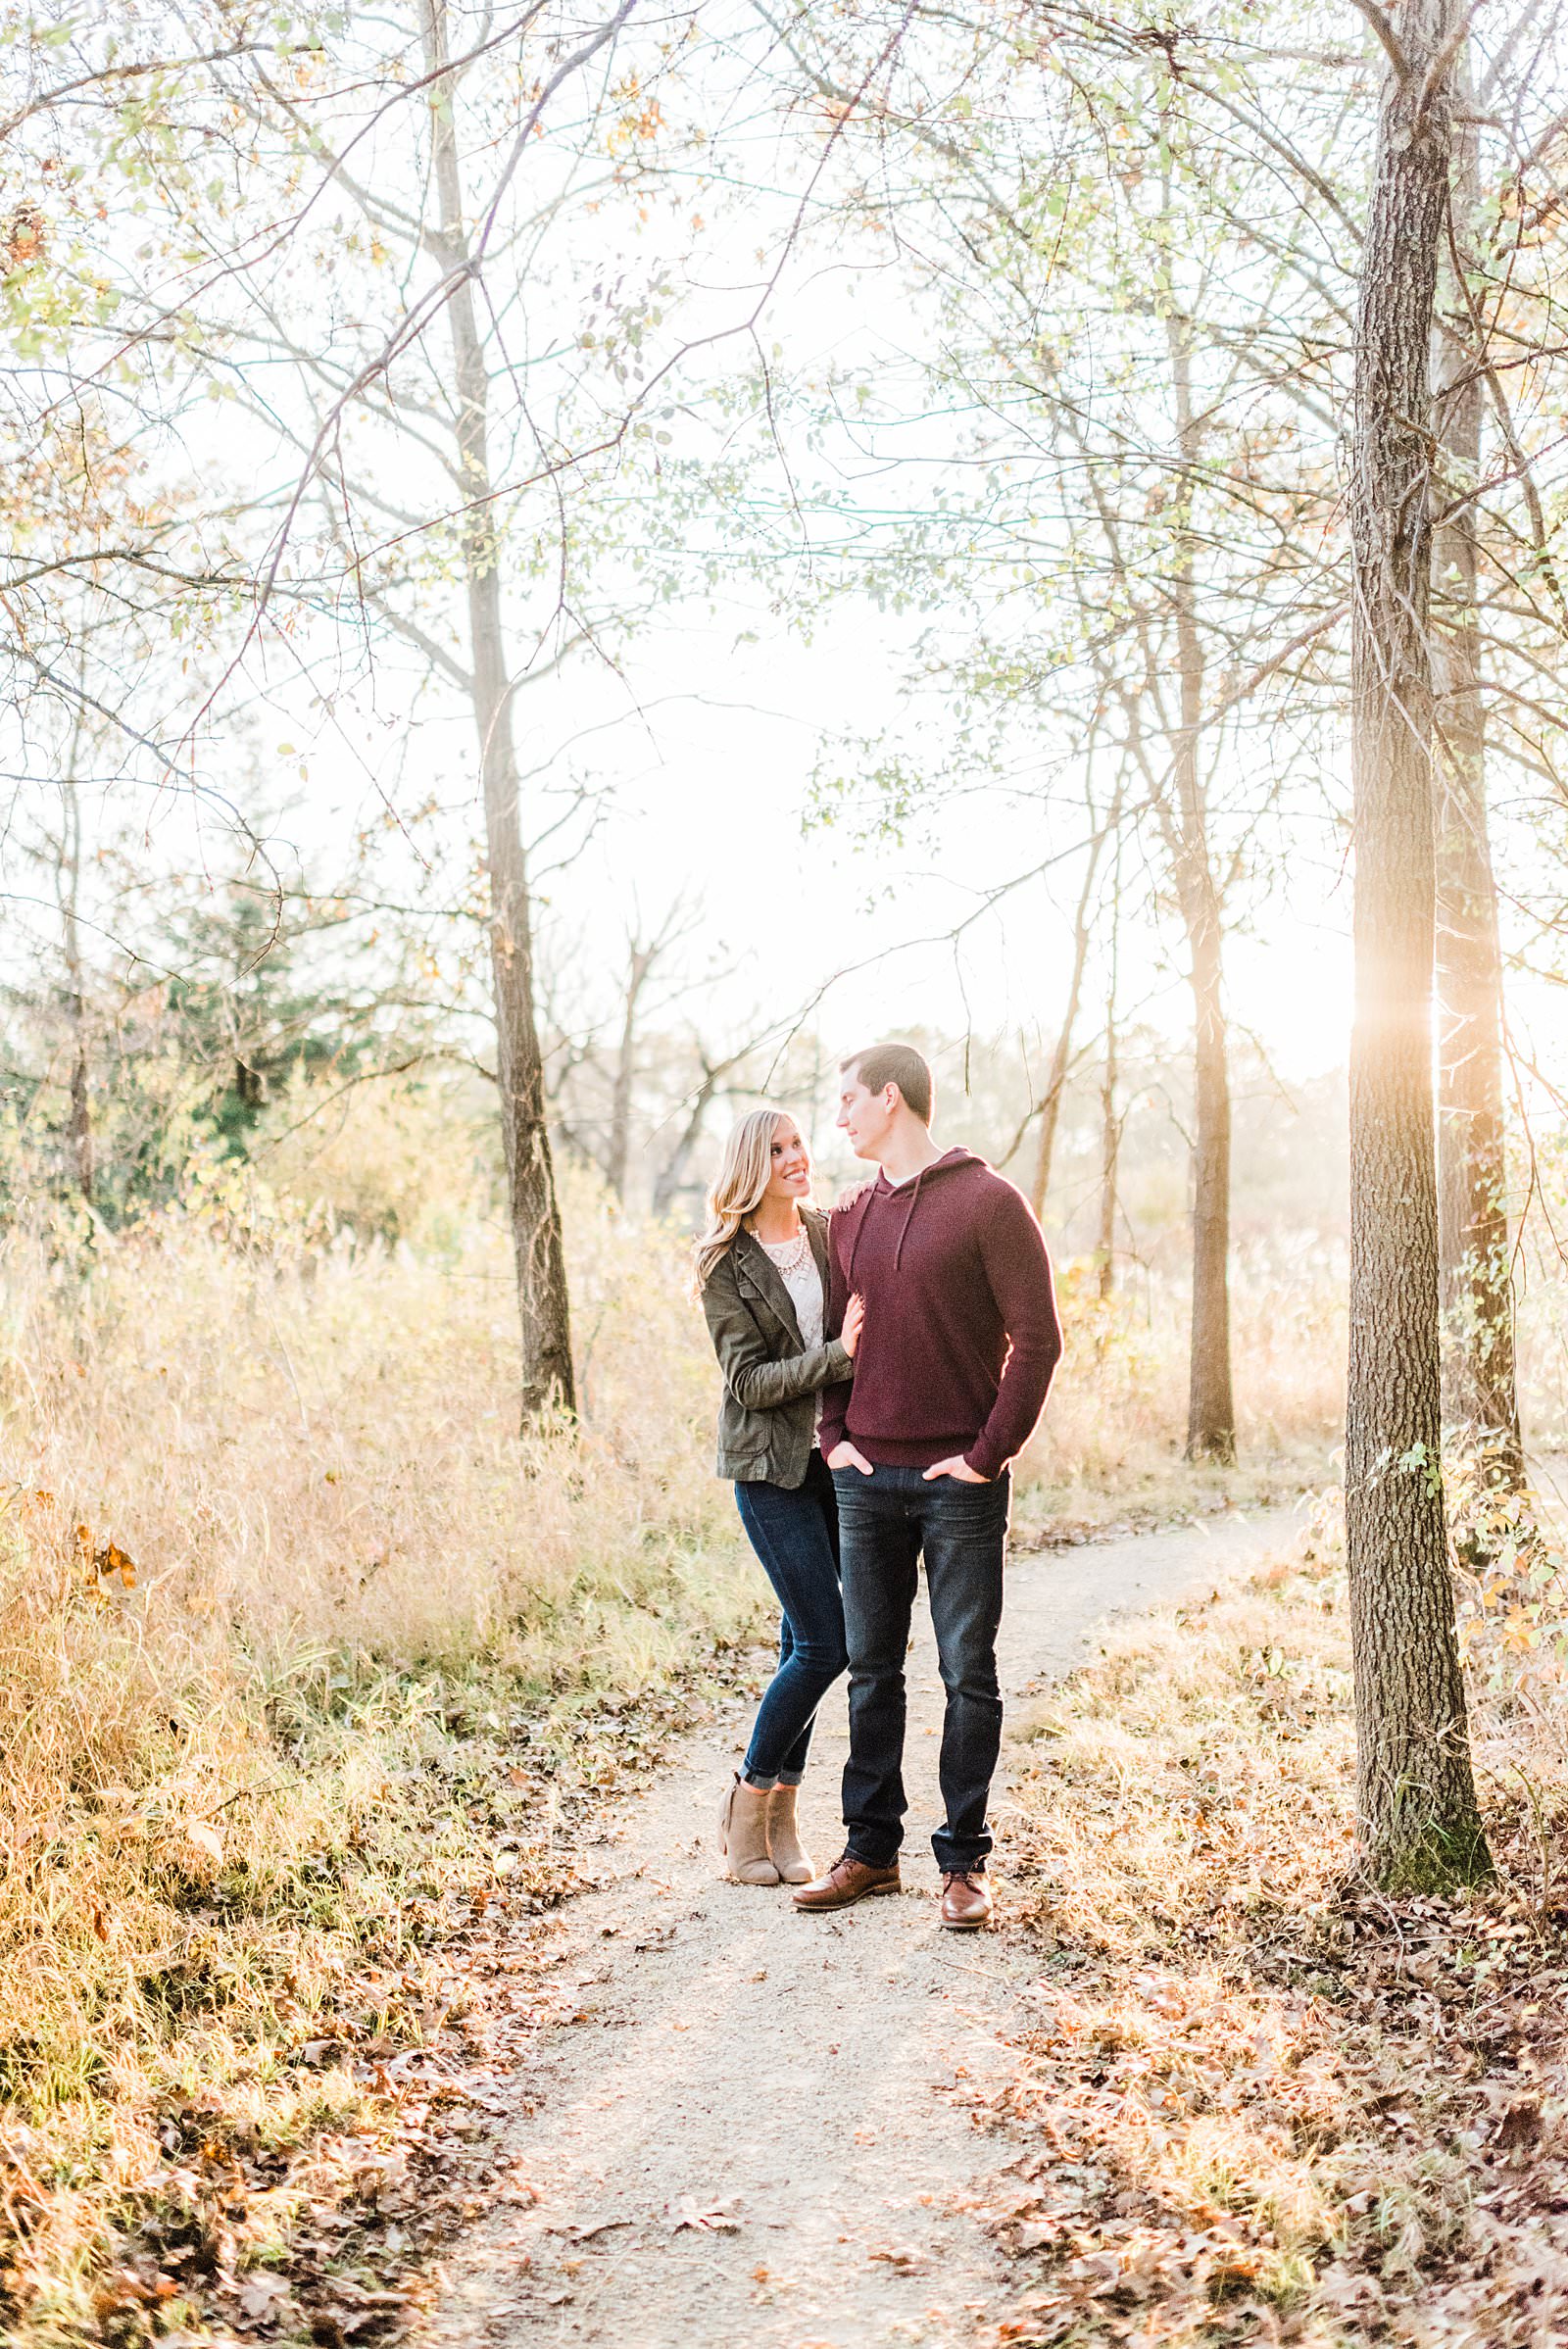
1167;309;1235;1463
1433;70;1523;1478
1183;895;1233;1457
1348;0;1488;1890
424;0;574;1415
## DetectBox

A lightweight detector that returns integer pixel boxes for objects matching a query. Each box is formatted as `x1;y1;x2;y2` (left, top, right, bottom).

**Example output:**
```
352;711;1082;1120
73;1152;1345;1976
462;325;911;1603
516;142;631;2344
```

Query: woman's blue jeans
734;1451;849;1787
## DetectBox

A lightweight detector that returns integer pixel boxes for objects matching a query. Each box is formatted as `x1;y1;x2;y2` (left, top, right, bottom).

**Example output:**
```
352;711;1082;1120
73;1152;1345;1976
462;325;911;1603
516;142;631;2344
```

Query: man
797;1042;1062;1930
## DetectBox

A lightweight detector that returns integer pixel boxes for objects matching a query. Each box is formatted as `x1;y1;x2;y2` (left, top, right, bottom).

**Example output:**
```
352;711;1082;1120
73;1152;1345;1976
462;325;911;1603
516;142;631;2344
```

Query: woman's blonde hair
694;1105;808;1291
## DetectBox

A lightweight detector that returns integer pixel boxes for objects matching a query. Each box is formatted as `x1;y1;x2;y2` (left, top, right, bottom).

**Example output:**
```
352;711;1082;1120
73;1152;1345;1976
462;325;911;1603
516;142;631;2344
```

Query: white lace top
760;1230;826;1446
760;1230;825;1353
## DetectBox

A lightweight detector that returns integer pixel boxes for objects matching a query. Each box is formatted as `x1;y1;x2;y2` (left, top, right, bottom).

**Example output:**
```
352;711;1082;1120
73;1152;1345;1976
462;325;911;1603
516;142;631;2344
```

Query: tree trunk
1347;0;1489;1890
423;0;574;1415
1433;54;1523;1479
1097;997;1118;1308
607;939;655;1206
58;777;93;1205
1166;307;1236;1464
1030;829;1101;1222
1184;901;1234;1460
652;1049;742;1222
652;1073;717;1223
607;1016;634;1205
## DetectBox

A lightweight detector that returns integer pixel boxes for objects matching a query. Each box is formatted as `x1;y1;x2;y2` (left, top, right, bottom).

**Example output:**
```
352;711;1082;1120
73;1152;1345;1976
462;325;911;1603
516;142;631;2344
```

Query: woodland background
7;1;1568;2343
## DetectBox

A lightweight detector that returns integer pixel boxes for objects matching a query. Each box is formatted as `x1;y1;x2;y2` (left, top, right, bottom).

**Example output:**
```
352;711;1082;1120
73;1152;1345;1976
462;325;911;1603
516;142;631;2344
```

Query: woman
697;1106;862;1887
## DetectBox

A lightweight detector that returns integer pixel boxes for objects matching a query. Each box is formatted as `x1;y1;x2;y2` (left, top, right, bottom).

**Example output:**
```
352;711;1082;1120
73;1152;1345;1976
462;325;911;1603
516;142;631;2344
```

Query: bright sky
31;0;1560;1123
235;564;1361;1095
526;614;1362;1084
194;12;1378;1093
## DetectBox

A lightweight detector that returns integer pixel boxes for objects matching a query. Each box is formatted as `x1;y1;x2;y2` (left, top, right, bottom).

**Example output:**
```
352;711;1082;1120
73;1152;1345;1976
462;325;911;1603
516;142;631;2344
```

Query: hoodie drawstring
894;1168;925;1269
845;1164;934;1287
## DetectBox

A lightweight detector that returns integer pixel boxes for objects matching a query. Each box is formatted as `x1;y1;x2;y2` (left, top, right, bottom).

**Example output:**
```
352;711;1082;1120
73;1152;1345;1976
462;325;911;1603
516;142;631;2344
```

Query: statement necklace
758;1226;811;1277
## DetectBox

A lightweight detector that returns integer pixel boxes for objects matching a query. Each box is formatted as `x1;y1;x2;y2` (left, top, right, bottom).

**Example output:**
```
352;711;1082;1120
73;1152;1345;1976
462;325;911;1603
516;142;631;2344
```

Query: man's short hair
841;1042;934;1124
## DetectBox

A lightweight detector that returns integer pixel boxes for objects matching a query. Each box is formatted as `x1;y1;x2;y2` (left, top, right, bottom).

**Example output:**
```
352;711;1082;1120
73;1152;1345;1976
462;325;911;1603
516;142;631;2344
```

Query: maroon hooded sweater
817;1148;1062;1481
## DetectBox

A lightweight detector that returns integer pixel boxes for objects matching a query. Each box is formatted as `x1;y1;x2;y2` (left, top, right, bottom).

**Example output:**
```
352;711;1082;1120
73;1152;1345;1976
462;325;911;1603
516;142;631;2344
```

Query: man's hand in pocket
826;1442;874;1476
922;1454;990;1484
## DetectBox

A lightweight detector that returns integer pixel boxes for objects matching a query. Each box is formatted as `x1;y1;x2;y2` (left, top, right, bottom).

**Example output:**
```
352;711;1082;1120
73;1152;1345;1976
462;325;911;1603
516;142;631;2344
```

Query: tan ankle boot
765;1784;813;1884
718;1774;779;1884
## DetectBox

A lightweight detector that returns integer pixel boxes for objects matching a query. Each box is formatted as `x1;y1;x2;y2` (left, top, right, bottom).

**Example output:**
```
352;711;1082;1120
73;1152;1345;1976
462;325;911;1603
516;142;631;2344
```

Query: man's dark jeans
831;1462;1010;1874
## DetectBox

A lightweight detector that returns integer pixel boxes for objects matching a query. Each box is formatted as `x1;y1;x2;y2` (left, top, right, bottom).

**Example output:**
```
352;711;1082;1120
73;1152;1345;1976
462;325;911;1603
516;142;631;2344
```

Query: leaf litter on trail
667;2194;744;2232
547;2214;633;2242
34;1679;756;2346
236;2270;297;2324
972;1546;1568;2347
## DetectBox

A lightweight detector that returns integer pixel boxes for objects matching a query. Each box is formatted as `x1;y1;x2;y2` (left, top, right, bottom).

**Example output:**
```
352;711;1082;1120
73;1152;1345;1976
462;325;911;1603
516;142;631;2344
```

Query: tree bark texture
424;0;574;1416
1348;1;1488;1888
1432;63;1523;1477
1166;308;1236;1464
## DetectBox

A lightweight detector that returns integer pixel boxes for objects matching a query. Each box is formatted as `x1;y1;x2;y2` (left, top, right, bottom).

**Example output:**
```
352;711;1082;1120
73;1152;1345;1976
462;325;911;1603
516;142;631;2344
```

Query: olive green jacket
700;1208;852;1489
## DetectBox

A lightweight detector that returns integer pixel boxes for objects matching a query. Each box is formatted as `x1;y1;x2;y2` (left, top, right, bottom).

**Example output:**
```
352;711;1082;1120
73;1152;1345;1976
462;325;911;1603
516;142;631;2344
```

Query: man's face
837;1069;896;1162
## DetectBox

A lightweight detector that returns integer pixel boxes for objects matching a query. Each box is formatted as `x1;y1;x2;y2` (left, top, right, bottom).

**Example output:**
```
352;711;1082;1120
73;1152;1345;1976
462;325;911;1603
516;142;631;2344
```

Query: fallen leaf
238;2273;295;2323
1495;2099;1542;2150
669;2197;743;2232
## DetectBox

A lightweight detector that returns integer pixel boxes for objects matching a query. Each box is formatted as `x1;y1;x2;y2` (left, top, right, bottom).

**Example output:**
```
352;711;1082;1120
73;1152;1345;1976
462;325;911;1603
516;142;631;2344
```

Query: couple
697;1041;1062;1930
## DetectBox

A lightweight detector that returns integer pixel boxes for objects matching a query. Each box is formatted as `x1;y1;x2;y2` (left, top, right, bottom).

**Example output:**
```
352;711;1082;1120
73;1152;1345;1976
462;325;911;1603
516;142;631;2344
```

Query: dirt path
419;1508;1298;2349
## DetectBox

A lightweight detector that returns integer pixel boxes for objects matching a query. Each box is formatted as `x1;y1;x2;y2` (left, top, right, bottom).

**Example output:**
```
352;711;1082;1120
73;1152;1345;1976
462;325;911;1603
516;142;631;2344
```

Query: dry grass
988;1510;1568;2346
5;1166;739;1676
0;1170;762;2341
1015;1258;1345;1539
0;1106;1447;2343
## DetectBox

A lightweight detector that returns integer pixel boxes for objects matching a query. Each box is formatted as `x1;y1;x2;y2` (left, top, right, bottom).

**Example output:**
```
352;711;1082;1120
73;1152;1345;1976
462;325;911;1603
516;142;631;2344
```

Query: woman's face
762;1116;811;1205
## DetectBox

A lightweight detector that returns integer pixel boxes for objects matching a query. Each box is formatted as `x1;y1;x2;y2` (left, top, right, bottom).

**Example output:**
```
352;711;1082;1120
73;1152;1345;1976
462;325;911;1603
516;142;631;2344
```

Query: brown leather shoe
793;1851;901;1912
939;1871;994;1930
